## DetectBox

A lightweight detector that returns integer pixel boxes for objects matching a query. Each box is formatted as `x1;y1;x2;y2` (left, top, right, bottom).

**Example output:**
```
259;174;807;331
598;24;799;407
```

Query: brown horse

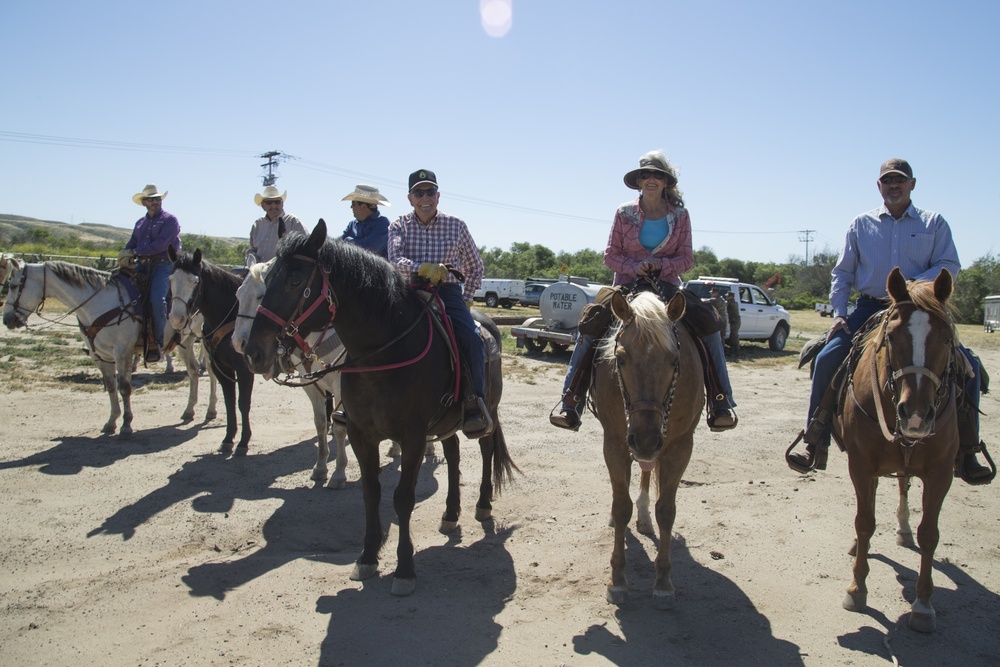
592;289;704;609
835;267;960;633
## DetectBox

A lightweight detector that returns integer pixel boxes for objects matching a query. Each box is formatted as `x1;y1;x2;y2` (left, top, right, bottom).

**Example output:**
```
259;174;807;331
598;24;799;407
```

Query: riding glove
417;262;449;285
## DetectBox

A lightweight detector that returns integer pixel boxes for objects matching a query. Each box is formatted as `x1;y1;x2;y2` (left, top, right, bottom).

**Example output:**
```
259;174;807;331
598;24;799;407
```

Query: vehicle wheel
769;322;789;351
523;338;546;353
485;293;499;308
550;343;570;354
502;301;513;309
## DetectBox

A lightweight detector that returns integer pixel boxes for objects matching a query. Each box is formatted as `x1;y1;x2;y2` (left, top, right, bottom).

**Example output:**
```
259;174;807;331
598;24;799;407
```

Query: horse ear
933;267;953;303
886;266;908;303
666;291;686;322
610;290;632;321
307;219;328;253
193;248;202;267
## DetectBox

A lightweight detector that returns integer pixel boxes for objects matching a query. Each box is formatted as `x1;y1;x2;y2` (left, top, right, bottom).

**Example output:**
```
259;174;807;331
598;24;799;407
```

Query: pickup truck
815;302;856;317
474;279;525;309
683;276;791;351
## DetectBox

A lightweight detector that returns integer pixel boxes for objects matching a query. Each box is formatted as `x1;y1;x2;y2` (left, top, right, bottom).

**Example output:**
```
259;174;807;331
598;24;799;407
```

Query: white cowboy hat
132;184;168;205
341;184;390;206
254;185;287;206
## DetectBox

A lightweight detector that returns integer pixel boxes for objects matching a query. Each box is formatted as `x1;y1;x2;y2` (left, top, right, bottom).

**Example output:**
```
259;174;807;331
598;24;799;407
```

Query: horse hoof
232;448;248;457
439;519;459;534
206;410;218;421
652;590;676;610
636;519;656;536
350;563;378;581
908;600;936;633
391;577;416;597
102;424;116;435
474;506;492;522
896;531;916;548
219;444;234;454
326;476;346;490
843;591;867;612
181;411;195;422
119;427;133;439
311;468;329;482
606;585;628;606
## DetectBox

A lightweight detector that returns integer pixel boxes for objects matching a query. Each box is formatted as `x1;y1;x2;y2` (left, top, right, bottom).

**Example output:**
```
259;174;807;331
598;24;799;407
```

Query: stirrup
956;441;997;485
786;430;821;473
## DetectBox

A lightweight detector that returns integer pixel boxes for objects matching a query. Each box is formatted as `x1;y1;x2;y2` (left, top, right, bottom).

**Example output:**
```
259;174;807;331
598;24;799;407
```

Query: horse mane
862;278;958;349
247;258;274;284
276;233;410;321
174;252;242;291
47;261;111;291
596;291;675;363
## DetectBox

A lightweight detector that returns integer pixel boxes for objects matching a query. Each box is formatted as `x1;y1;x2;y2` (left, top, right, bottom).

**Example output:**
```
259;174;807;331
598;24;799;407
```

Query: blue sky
2;1;998;267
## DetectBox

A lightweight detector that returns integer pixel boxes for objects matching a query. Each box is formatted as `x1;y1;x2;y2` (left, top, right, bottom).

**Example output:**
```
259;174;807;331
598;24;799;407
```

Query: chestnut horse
592;289;704;609
242;221;516;596
835;267;960;633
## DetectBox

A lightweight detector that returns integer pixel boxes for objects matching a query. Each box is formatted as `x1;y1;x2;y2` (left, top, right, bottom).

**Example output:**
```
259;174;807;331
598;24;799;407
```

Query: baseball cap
408;169;438;191
879;158;913;179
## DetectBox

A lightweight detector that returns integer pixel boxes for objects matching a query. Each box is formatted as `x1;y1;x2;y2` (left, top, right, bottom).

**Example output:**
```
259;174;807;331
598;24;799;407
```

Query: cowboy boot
955;401;994;484
550;344;597;431
462;395;494;439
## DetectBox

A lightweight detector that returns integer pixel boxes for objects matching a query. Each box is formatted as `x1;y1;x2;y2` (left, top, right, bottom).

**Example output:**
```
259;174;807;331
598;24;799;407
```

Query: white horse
232;259;349;487
4;261;142;435
163;312;218;422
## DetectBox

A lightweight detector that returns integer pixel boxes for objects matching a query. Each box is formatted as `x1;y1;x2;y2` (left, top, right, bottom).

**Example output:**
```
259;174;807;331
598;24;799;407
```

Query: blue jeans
438;284;486;400
807;296;981;447
139;259;171;347
561;329;736;410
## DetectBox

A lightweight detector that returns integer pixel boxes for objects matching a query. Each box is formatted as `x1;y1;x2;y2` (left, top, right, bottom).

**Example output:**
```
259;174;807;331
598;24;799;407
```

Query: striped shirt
830;203;961;317
388;210;485;301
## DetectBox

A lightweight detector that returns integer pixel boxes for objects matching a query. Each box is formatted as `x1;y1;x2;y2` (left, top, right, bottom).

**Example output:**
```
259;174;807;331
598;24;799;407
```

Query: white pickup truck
473;279;525;309
815;302;856;317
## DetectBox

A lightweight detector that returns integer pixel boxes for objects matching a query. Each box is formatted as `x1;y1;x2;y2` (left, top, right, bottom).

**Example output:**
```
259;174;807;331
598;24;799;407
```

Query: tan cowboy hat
132;184;168;205
341;184;390;206
254;185;287;206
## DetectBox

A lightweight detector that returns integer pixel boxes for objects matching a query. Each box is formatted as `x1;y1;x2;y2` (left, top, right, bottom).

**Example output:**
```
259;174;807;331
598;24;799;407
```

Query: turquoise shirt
638;216;670;251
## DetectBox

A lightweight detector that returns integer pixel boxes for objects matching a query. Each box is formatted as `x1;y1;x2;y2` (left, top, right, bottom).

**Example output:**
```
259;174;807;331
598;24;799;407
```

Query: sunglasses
879;175;910;185
262;199;283;205
638;170;667;181
141;197;160;203
411;187;438;198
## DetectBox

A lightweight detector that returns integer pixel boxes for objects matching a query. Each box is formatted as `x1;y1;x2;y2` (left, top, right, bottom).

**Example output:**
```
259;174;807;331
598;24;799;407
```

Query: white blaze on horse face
168;271;199;330
233;271;267;354
907;311;932;389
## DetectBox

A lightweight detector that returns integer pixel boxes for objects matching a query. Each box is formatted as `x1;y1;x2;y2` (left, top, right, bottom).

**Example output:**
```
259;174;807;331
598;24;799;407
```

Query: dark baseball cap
879;158;913;179
408;169;438;191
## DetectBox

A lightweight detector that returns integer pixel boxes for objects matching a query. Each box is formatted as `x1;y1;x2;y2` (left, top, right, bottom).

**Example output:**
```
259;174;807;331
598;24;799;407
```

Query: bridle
170;273;202;329
4;263;44;327
866;300;955;446
611;307;681;437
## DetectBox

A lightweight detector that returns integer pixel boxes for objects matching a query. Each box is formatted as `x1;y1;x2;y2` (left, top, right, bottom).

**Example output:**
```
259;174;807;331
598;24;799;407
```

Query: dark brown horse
592;290;704;609
835;267;960;633
242;220;516;596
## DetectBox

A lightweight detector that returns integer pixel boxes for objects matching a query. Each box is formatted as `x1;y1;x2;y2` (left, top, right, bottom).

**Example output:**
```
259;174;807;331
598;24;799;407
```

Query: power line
799;229;815;264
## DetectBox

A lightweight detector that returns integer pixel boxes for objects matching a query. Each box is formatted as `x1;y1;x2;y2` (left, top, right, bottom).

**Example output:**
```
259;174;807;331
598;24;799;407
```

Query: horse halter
871;300;954;445
612;313;681;437
4;263;44;327
255;254;338;360
170;274;202;327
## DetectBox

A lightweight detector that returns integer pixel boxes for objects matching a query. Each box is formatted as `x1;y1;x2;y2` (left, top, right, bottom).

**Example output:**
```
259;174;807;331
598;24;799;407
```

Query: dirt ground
1;340;999;666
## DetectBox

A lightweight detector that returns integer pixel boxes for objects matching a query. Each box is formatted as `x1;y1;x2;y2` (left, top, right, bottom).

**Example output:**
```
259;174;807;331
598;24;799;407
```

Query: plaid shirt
388;210;484;301
605;197;693;286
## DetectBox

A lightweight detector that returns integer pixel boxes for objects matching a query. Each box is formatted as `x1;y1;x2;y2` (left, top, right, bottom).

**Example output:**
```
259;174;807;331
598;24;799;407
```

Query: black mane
173;252;242;291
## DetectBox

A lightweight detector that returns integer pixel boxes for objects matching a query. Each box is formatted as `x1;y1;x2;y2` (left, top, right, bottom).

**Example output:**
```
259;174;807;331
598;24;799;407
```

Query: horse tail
484;419;519;496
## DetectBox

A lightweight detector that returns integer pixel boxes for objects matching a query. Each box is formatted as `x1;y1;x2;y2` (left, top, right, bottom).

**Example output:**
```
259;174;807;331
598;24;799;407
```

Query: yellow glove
118;249;137;269
417;262;449;285
465;300;473;309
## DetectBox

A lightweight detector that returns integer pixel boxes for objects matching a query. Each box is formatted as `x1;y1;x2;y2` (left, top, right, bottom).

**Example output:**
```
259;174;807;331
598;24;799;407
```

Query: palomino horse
835;267;961;633
592;289;704;609
168;248;255;453
232;259;350;488
243;221;516;596
3;261;152;436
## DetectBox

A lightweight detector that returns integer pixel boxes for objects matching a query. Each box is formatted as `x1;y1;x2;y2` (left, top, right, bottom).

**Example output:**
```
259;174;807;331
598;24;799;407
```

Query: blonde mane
597;291;676;362
862;278;959;350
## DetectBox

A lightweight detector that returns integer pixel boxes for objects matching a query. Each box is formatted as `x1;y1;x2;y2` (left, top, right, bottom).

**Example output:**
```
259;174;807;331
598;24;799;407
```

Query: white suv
683;276;791;351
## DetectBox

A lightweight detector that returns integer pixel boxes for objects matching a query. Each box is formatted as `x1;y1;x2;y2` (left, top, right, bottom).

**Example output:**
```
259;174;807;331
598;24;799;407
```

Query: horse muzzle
3;311;26;329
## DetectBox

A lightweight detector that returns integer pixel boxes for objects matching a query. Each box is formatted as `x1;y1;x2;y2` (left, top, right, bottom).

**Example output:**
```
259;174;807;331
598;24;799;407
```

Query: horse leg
205;364;218;421
165;352;174;374
604;437;633;605
652;442;692;610
98;360;120;434
634;470;655;535
234;372;253;451
218;376;237;453
180;337;199;421
476;430;494;522
440;435;462;532
908;471;952;633
844;473;878;612
349;436;383;583
304;386;330;484
116;351;134;438
391;436;426;596
896;476;915;548
327;421;349;489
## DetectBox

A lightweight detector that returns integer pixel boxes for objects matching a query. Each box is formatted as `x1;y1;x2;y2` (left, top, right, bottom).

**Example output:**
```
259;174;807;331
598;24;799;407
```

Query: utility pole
799;229;815;265
258;150;294;186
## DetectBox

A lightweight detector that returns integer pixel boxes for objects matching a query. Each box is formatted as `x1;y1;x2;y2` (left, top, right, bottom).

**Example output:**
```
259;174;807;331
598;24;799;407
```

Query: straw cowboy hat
341;184;390;206
254;185;287;206
132;184;168;205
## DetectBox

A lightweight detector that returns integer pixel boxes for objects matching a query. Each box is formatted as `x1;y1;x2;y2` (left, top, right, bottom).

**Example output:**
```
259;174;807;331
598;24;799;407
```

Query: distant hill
0;213;245;250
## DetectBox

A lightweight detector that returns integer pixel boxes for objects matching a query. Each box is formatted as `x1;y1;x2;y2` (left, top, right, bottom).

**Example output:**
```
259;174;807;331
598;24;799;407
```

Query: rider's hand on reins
636;260;660;278
118;249;137;270
417;262;449;286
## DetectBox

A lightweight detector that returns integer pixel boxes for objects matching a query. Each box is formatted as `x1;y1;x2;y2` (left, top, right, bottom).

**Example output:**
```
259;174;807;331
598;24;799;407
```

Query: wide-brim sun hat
254;185;287;206
623;152;678;190
132;184;168;205
342;184;390;206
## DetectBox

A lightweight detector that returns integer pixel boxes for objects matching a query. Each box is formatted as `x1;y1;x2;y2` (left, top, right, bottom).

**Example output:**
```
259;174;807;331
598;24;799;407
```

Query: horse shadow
572;532;802;666
178;446;447;600
316;523;517;666
836;552;1000;665
0;422;204;476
